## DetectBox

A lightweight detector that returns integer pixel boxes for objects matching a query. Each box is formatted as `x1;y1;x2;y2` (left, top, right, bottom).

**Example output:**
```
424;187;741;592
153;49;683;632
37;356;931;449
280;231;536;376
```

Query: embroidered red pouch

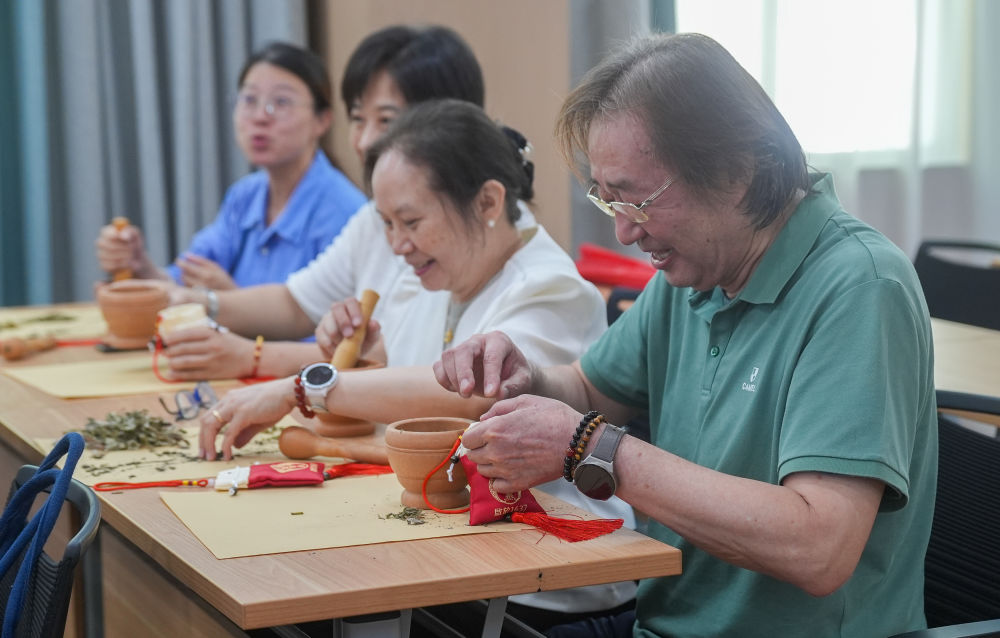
460;455;544;525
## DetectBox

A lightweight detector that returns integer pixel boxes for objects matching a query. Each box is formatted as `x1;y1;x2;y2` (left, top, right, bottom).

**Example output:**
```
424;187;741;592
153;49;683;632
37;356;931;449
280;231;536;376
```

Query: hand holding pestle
111;216;133;281
331;289;380;369
279;425;389;465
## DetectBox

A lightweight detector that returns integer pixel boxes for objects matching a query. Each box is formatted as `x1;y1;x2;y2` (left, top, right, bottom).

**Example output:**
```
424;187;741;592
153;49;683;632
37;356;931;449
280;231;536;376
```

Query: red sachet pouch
215;461;326;491
459;456;623;541
461;455;544;525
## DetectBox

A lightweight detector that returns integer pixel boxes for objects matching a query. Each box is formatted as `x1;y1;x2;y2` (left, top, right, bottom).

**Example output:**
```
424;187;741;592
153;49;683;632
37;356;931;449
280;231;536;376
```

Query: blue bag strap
1;432;85;638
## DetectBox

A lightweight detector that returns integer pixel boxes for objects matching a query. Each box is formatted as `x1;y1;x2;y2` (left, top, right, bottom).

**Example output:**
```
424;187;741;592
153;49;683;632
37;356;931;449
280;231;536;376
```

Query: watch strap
589;423;626;463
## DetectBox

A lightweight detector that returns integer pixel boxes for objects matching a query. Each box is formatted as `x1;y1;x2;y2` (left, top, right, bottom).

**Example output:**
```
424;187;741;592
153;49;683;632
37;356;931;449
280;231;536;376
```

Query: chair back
913;240;1000;331
923;391;1000;628
0;433;100;638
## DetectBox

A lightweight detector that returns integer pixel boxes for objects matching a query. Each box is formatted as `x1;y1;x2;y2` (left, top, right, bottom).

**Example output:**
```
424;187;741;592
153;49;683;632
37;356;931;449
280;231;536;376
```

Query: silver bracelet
201;288;219;320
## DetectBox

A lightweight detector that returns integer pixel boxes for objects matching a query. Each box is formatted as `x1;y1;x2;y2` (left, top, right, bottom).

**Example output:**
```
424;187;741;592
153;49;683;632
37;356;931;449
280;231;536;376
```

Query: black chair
1;456;101;638
891;390;1000;637
913;240;1000;331
606;286;642;325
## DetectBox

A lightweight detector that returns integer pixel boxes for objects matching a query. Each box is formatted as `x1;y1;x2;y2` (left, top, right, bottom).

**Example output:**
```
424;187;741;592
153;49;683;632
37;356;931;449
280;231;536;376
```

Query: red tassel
510;511;624;542
323;463;393;479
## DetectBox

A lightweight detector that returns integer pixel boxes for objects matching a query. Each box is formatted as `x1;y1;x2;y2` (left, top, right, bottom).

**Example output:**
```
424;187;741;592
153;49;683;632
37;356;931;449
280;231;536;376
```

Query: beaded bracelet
293;374;315;418
249;335;264;378
563;410;605;482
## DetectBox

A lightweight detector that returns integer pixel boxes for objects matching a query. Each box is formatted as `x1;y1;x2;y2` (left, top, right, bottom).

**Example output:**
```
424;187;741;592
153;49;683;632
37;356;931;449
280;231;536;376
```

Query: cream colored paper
38;419;302;486
4;354;238;398
0;305;107;341
160;477;584;559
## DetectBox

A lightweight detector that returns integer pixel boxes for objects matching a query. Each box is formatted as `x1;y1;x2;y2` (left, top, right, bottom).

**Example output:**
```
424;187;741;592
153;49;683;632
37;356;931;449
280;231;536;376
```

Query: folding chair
0;433;101;638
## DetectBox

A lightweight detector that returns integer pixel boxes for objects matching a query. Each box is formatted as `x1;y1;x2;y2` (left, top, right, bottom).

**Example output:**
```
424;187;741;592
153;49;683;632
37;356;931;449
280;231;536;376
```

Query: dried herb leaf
382;506;426;525
72;409;188;458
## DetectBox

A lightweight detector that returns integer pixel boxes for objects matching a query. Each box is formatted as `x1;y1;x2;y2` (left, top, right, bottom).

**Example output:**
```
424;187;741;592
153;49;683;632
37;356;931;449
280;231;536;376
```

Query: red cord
421;436;470;514
94;478;209;491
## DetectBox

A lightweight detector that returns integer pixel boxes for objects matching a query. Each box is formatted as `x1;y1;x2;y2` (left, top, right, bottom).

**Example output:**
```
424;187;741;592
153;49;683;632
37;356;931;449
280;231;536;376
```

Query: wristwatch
299;362;339;414
574;423;626;500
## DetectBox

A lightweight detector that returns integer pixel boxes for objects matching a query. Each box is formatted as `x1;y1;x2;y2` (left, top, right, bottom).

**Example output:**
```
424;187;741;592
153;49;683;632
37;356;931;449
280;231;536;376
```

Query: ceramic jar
384;417;472;510
96;280;170;350
313;358;385;437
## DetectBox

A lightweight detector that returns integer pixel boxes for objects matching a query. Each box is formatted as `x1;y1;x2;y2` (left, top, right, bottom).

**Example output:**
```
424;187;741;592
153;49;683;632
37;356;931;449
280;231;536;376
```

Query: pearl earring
487;219;496;229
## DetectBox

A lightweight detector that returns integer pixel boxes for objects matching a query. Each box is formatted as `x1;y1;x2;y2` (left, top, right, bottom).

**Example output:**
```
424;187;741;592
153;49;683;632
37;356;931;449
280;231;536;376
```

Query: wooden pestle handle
279;425;389;465
111;216;133;281
331;289;380;369
2;336;58;361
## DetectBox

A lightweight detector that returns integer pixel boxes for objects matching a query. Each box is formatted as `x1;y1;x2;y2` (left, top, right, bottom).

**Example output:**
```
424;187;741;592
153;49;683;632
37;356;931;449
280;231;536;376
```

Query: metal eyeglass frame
586;174;676;224
159;381;218;421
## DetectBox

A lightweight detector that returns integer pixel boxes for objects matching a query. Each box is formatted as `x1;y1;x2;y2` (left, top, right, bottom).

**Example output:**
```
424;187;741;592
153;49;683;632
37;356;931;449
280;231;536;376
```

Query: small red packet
215;461;325;491
461;456;544;525
459;456;624;541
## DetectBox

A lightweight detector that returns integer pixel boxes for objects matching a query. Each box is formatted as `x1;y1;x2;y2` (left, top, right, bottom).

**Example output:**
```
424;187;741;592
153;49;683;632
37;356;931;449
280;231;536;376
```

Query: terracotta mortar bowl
96;280;169;350
384;417;472;510
313;358;385;437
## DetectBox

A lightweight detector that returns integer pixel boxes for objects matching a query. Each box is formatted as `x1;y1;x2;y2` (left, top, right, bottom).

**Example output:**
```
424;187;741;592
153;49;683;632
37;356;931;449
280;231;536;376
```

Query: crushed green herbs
73;409;188;458
0;311;76;332
381;506;426;525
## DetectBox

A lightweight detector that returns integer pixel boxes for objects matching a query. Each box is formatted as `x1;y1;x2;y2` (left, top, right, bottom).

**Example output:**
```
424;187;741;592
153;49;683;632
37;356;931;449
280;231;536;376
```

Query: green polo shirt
581;174;937;638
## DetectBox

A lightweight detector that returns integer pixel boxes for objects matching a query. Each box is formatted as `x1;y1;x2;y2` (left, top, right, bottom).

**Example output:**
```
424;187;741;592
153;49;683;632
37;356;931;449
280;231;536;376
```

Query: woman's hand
461;395;579;493
95;222;155;277
433;331;533;399
162;326;255;380
176;253;237;290
315;297;382;360
198;377;297;461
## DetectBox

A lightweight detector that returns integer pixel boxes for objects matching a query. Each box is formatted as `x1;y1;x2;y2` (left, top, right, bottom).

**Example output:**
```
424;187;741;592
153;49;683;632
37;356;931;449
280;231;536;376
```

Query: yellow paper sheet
3;353;239;398
160;476;585;559
37;418;303;486
0;305;107;341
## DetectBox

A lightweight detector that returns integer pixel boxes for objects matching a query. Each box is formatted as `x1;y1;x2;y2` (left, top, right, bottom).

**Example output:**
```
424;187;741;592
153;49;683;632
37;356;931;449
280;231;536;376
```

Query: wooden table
931;318;1000;427
0;304;682;637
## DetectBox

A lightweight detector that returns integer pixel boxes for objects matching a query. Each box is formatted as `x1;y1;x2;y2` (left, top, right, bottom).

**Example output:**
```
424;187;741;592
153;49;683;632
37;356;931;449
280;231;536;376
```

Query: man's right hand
433;330;533;399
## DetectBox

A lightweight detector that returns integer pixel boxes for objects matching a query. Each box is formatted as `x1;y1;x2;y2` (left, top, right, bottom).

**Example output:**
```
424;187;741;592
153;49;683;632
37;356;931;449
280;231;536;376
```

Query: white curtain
674;0;998;257
4;0;306;304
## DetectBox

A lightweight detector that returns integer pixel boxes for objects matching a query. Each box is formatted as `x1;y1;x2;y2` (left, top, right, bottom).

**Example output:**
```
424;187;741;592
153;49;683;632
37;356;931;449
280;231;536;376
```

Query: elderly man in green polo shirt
433;32;937;638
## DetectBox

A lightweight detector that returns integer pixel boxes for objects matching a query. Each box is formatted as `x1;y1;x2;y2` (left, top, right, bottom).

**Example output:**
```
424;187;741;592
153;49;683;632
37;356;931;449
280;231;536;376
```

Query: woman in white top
200;99;637;621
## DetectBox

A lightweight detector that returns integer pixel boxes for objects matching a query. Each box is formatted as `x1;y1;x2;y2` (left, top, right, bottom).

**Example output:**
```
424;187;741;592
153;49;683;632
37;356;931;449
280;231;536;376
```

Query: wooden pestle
279;425;389;465
111;216;133;281
331;289;380;369
2;336;58;361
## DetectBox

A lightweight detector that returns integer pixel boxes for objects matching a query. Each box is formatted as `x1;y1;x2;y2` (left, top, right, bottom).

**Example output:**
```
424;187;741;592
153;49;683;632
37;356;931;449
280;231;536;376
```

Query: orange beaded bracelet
248;335;264;378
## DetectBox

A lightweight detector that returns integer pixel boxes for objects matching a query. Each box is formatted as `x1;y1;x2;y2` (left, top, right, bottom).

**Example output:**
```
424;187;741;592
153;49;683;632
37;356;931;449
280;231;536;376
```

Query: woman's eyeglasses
159;381;218;421
233;92;312;121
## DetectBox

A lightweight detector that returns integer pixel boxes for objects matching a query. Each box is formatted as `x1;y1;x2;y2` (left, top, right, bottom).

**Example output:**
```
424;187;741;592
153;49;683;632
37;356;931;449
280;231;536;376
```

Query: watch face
304;364;335;386
574;463;616;501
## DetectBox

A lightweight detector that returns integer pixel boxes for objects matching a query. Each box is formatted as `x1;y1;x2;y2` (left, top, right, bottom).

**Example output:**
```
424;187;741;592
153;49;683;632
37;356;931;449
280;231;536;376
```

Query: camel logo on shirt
742;367;760;393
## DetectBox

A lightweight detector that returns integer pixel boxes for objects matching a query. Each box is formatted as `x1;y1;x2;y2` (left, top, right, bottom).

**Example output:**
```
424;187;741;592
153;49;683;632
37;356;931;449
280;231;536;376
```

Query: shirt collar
239;151;330;241
688;173;840;315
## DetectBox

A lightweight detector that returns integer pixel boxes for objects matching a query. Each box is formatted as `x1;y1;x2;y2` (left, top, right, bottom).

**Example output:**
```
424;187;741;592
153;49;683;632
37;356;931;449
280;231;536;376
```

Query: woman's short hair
238;42;331;115
556;32;809;229
364;100;532;227
341;25;484;112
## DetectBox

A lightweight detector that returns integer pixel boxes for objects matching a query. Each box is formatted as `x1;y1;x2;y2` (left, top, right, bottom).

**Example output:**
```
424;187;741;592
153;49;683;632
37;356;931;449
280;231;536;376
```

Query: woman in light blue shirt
95;42;365;290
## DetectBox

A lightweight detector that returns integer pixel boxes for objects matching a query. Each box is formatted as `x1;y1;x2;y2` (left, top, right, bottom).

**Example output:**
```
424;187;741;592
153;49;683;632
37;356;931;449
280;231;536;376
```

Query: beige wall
317;0;573;247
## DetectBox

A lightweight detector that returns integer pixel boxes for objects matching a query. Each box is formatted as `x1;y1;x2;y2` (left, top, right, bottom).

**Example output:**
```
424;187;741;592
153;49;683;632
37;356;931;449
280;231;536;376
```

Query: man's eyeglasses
159;381;218;421
234;92;312;121
586;175;676;224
